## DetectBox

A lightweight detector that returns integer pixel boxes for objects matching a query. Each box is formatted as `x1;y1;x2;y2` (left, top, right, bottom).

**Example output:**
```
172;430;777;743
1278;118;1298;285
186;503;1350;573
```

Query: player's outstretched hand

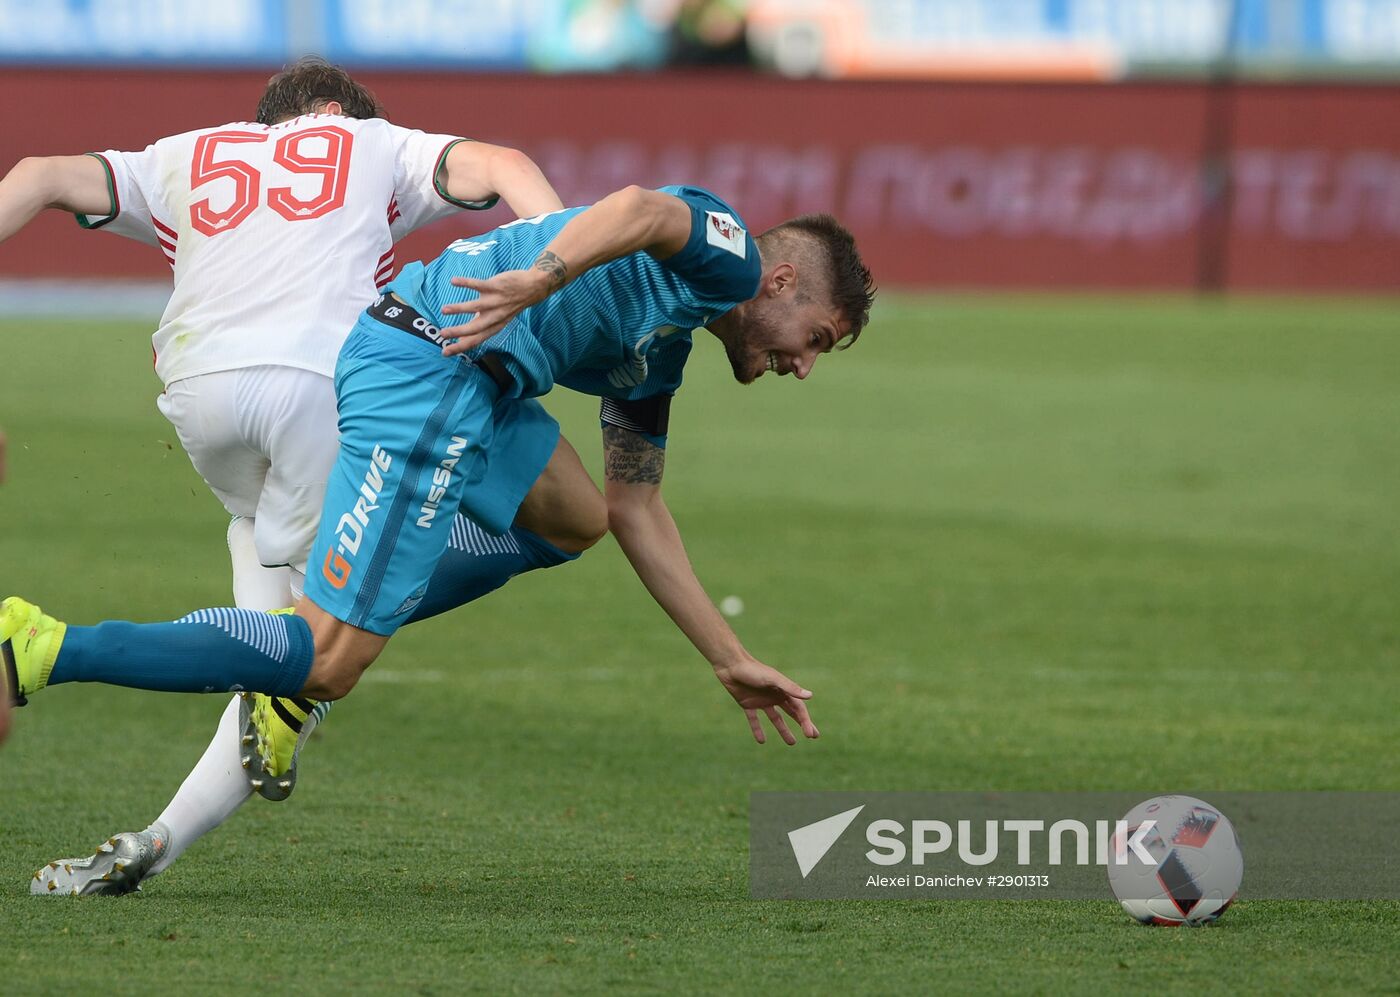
438;269;556;355
713;658;820;746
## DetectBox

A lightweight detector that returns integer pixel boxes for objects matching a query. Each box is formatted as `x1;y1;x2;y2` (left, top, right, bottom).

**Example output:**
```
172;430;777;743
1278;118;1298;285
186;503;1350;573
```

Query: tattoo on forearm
603;426;665;485
533;250;568;290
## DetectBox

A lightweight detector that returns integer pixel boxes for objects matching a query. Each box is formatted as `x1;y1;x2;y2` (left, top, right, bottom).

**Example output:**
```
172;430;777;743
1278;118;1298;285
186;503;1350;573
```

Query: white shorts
157;366;338;575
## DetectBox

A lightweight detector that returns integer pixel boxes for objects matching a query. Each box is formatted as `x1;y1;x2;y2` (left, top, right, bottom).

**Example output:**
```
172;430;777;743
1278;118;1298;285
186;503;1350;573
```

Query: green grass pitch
0;297;1396;993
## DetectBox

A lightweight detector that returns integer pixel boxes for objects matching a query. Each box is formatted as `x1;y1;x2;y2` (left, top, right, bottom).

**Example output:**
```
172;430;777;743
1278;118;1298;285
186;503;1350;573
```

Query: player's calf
7;601;315;698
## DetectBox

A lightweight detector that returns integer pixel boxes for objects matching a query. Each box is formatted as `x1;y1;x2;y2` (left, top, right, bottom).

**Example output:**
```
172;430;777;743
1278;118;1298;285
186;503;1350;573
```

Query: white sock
147;695;252;876
228;516;295;610
145;517;297;878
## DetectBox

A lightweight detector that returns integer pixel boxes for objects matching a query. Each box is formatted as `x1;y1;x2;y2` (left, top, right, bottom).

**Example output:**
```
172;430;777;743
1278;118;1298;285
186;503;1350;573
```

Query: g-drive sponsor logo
320;433;471;590
788;804;1156;882
322;446;393;590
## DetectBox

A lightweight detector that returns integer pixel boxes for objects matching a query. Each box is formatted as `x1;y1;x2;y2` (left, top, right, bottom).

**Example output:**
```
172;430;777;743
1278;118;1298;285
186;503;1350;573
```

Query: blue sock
48;609;314;697
45;520;570;696
406;518;579;624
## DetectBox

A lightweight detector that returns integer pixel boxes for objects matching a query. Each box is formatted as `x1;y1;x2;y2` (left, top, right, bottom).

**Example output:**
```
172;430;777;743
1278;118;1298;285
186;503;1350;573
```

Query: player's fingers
745;708;766;745
439;313;495;334
772;675;813;701
438;321;504;352
440;299;481;315
438;333;478;355
781;697;820;739
467;322;506;345
450;275;492;291
765;706;797;746
441;333;497;357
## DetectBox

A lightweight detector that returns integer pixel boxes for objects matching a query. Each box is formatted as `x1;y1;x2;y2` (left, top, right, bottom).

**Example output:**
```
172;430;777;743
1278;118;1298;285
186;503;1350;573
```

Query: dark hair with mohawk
758;214;875;345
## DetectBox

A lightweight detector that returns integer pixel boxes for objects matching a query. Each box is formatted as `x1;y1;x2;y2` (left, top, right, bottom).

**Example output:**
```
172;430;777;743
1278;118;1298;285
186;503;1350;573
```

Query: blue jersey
385;185;761;404
308;186;761;634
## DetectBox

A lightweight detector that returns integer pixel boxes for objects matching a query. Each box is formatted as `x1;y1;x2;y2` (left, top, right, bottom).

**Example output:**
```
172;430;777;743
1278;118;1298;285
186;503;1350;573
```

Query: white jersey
79;114;489;385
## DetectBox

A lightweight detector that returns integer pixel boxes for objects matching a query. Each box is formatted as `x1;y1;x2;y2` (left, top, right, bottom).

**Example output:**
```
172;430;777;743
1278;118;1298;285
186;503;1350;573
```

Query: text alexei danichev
865;874;1051;889
867;874;982;888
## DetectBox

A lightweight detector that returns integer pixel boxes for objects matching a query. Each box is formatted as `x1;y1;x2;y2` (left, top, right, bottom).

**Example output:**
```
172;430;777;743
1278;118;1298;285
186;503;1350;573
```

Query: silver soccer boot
31;822;170;896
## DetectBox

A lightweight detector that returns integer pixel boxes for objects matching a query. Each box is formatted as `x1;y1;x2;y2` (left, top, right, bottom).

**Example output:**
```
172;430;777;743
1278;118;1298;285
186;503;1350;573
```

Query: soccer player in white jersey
0;58;605;892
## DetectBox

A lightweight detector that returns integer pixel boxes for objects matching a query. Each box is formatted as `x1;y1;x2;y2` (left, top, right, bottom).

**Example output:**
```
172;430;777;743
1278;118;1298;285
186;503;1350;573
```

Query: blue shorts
305;315;559;636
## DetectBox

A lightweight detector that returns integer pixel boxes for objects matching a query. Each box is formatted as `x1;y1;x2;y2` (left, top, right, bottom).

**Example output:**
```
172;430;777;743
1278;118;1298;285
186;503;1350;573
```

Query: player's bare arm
0;154;112;243
440;141;563;221
437;185;693;350
601;425;819;746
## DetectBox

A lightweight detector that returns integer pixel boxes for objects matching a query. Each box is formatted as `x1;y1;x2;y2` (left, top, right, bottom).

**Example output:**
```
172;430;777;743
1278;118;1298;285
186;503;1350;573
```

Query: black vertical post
1196;0;1244;295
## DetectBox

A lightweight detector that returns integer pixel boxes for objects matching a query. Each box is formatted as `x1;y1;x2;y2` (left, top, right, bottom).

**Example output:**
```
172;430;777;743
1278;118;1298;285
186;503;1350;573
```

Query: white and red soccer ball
1107;795;1243;925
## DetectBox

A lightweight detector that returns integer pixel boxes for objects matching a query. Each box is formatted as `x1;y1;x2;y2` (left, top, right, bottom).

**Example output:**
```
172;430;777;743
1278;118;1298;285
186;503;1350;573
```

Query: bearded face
723;303;787;384
719;295;848;385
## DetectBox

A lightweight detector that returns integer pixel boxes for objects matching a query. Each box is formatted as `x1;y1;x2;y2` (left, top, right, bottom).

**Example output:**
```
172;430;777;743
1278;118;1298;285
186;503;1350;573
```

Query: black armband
600;395;672;438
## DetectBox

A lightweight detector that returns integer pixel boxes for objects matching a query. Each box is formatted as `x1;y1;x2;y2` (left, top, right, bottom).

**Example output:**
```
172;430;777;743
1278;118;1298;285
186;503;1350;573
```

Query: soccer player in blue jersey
4;183;873;754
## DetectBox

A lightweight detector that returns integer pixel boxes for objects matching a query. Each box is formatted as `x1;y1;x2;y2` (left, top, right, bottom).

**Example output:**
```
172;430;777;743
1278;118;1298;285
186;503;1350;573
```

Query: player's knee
300;656;363;701
574;490;610;551
294;599;387;700
551;489;608;554
298;636;377;700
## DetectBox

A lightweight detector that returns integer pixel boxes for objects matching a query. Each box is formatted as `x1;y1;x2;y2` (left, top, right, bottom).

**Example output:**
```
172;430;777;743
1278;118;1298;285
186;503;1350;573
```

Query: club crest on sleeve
705;211;747;258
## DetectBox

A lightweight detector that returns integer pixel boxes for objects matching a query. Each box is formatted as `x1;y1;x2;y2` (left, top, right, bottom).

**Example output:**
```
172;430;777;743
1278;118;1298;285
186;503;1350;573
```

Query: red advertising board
2;69;1397;290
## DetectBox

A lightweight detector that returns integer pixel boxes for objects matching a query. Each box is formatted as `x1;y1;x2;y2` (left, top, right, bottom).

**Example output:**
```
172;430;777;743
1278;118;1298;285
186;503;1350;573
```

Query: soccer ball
1107;795;1243;925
